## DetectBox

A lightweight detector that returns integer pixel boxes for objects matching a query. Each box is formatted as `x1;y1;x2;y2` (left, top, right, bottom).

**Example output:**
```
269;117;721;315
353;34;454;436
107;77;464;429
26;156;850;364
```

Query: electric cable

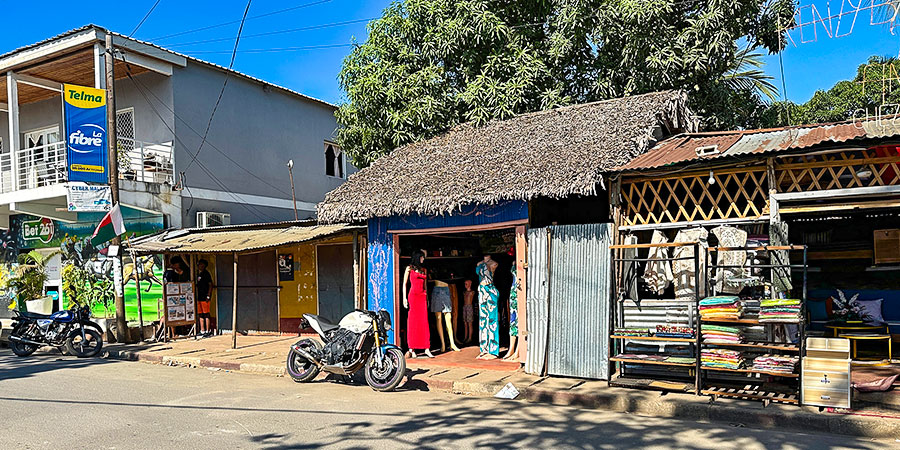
121;61;275;222
165;17;376;48
182;0;252;173
148;0;331;41
130;0;163;37
123;66;292;197
183;43;352;54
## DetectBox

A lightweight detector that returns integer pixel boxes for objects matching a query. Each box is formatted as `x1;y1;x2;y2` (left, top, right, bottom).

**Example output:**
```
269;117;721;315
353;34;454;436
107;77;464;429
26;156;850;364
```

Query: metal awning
127;223;364;254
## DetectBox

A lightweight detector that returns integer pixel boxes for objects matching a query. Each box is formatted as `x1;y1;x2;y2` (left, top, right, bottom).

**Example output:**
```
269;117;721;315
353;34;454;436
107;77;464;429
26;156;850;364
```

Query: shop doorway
394;226;523;360
216;251;279;332
316;243;355;323
787;208;900;356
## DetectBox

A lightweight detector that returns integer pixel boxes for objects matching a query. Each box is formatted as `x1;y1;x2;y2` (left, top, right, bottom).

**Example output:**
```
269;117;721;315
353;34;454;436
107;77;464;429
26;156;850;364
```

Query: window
325;142;344;178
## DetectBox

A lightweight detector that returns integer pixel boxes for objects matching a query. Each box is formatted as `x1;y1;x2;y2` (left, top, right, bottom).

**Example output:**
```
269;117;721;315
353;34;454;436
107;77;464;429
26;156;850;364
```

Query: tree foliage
764;56;900;127
337;0;795;166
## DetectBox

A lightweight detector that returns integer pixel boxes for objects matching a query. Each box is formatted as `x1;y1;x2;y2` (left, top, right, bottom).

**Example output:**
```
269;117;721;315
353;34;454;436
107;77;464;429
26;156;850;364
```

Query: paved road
0;351;893;449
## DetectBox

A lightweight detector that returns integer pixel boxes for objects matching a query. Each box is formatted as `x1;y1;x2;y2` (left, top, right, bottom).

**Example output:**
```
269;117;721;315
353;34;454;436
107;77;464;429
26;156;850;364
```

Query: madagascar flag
91;203;126;247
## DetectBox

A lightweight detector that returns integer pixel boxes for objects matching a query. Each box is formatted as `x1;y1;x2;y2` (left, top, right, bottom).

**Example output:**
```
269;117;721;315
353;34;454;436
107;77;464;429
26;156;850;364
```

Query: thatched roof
318;90;694;223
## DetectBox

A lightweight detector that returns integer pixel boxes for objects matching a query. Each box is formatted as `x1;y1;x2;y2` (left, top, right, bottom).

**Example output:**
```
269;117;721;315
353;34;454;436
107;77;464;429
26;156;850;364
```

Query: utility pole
106;33;126;343
287;160;298;221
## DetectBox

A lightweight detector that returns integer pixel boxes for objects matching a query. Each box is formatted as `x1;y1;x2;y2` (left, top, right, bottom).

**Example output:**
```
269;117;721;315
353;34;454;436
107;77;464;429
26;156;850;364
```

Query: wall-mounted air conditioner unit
196;212;231;228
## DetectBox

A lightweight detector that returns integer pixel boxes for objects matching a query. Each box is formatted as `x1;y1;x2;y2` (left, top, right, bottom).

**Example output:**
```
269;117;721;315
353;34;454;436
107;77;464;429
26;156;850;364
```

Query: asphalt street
0;350;894;449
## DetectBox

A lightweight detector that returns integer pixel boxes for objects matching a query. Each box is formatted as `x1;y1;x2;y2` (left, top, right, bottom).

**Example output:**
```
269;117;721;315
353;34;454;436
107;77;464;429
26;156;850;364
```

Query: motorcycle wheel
66;328;103;358
364;347;406;392
286;339;322;383
10;339;39;357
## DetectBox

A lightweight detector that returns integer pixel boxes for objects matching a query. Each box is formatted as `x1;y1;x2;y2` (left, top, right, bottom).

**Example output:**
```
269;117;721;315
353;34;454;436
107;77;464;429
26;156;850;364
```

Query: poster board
164;281;196;326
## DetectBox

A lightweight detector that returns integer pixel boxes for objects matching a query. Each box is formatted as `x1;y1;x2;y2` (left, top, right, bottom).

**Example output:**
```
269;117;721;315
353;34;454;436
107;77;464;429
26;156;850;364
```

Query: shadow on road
0;348;121;382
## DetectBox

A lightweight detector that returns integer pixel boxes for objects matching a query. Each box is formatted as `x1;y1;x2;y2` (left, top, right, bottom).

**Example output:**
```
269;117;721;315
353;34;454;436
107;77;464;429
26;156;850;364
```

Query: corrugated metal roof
128;223;363;254
616;118;900;172
0;24;337;110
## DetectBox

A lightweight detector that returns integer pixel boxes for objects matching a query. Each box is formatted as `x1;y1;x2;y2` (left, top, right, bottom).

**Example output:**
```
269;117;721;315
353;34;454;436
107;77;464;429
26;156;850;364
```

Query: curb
416;375;900;439
105;348;900;439
104;348;286;377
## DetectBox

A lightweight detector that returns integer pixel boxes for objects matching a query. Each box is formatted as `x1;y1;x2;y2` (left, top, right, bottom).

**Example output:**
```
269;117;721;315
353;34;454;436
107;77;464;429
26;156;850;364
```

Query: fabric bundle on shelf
752;354;799;374
700;296;742;320
655;325;695;339
701;348;745;369
758;299;801;323
701;324;743;344
614;327;651;337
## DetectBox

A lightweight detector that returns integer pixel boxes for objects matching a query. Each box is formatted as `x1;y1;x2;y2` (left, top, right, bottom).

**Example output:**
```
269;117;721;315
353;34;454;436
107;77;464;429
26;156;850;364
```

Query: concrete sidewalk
99;335;900;439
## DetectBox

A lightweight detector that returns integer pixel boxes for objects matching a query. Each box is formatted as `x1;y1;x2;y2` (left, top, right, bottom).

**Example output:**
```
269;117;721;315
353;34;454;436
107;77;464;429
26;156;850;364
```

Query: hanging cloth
770;220;793;294
621;235;641;301
672;227;709;302
642;230;673;295
711;225;748;294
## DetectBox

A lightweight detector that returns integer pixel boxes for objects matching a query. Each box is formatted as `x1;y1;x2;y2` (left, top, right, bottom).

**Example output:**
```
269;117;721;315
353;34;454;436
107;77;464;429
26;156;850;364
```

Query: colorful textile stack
701;349;745;369
655;325;696;339
752;354;799;374
758;299;801;322
614;327;651;337
700;296;742;320
701;324;743;344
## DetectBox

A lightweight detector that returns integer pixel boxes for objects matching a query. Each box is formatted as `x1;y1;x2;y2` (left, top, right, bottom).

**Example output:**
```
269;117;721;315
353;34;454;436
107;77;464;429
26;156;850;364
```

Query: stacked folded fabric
758;299;801;322
614;327;651;337
701;349;745;369
655;325;696;339
700;296;742;320
701;324;743;344
752;354;799;374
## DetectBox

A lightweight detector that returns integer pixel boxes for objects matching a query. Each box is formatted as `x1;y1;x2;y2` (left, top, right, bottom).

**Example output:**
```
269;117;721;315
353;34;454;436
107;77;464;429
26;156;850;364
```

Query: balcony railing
0;138;173;194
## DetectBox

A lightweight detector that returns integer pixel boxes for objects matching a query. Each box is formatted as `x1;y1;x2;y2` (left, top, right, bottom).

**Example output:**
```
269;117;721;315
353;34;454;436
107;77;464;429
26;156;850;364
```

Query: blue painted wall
366;201;528;343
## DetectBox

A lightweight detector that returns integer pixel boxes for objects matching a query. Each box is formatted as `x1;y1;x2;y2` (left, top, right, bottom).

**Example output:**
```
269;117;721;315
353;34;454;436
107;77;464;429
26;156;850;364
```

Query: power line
130;0;162;37
166;17;376;48
122;65;292;197
183;43;352;54
121;61;275;222
184;0;252;173
149;0;332;41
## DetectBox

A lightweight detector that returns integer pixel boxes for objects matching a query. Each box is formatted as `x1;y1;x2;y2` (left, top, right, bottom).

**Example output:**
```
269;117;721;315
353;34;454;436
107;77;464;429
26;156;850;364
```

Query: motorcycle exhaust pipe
9;335;43;346
292;345;324;368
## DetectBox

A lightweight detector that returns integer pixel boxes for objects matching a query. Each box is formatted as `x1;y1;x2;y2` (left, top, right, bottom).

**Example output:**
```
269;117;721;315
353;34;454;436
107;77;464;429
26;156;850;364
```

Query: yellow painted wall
277;235;355;320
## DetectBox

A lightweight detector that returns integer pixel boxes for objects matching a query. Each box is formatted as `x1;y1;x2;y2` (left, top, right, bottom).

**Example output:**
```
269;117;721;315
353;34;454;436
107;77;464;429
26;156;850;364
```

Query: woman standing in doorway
403;251;433;358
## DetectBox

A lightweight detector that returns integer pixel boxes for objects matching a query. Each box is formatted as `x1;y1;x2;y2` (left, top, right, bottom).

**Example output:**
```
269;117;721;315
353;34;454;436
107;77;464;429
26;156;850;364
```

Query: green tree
7;250;59;305
337;0;795;166
764;56;900;127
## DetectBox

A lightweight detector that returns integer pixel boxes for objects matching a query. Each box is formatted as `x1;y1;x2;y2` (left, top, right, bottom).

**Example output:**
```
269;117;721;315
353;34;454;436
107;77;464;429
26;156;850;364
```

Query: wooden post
106;33;126;343
232;252;239;349
190;254;198;338
352;231;361;309
515;225;527;363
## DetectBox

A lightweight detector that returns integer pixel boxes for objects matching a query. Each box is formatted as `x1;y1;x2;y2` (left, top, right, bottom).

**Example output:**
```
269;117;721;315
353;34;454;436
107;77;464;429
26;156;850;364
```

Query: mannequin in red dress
403;251;433;358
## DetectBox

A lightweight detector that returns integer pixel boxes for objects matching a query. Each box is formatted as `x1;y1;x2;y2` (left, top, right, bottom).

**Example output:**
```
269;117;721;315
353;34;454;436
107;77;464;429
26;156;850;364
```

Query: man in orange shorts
196;259;216;337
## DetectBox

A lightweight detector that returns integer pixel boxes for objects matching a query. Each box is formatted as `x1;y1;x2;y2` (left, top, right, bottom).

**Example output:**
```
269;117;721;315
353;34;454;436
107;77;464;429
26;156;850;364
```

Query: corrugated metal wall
525;224;612;379
547;224;611;379
525;227;549;375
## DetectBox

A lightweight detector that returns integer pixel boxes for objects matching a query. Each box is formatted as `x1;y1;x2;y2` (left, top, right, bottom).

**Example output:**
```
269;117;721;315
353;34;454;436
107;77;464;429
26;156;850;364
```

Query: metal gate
525;224;611;379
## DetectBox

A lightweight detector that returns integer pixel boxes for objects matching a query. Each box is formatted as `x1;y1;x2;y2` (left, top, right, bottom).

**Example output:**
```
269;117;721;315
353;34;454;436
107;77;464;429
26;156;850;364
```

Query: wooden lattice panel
621;168;769;226
775;149;900;193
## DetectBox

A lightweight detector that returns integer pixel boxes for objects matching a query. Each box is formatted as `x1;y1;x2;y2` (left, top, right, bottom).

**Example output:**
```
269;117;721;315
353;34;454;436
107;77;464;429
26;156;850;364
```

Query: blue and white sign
64;84;108;184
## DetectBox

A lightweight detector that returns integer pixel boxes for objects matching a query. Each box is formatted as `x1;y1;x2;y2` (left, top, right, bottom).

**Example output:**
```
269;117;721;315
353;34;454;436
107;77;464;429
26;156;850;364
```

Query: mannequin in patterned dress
476;255;500;360
502;259;520;361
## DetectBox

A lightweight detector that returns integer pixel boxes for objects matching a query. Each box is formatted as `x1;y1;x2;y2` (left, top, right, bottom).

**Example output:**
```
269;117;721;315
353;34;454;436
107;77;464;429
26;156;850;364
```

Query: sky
1;0;898;106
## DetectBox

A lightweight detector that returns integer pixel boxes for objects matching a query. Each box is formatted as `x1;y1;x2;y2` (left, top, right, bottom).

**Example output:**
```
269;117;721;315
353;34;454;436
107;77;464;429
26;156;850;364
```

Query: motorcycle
287;309;406;392
8;303;103;358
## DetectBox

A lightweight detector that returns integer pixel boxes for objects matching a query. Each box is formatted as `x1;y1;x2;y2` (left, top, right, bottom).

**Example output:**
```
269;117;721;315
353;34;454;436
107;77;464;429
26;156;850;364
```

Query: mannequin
431;278;461;352
403;251;433;358
502;257;519;361
476;255;500;360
